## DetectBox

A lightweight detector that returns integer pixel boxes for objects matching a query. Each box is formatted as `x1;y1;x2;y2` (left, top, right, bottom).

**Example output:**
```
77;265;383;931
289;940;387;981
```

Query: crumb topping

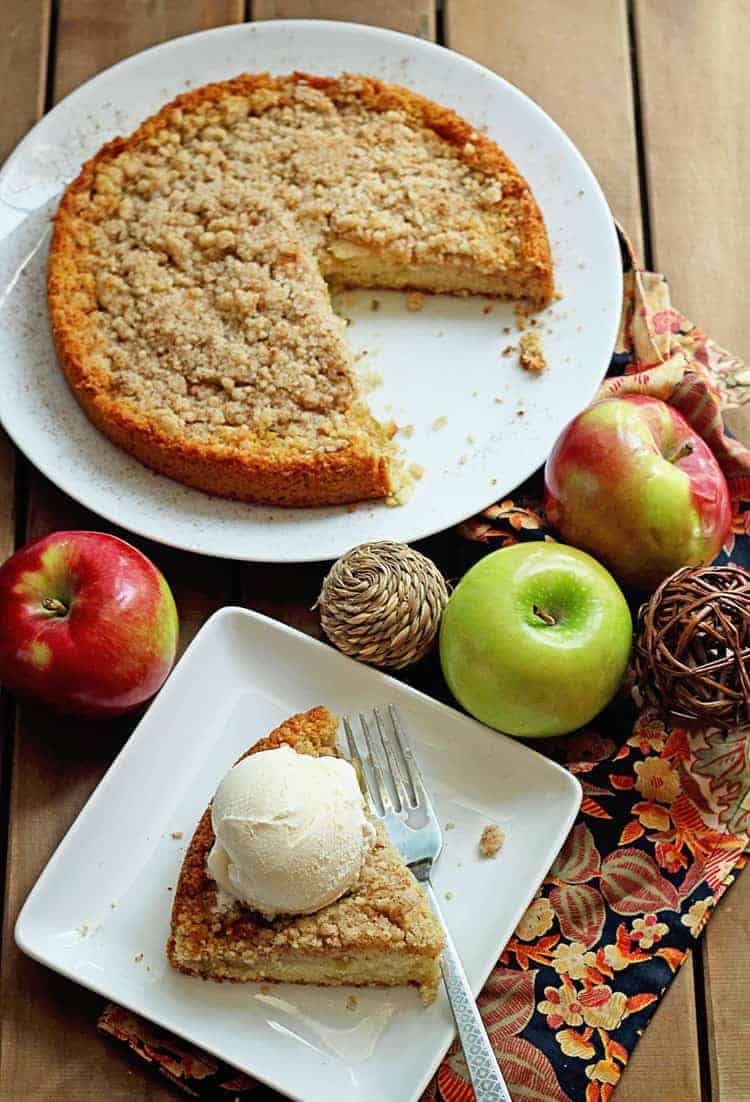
65;75;542;455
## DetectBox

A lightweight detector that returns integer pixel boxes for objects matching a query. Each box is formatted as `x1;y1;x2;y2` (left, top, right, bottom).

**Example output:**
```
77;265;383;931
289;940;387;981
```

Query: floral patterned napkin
99;231;750;1101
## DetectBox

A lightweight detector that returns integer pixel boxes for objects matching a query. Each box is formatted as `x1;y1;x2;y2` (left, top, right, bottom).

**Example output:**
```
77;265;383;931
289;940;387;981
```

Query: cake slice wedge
167;706;445;1003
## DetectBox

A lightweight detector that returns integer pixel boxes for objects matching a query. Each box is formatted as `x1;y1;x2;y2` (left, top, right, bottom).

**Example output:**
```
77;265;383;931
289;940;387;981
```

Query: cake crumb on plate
406;292;425;312
171;831;183;840
479;824;505;858
519;331;546;374
432;415;448;431
346;995;358;1011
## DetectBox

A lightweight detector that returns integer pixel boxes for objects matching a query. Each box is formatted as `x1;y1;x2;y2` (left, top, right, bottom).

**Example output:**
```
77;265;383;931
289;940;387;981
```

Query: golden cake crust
167;706;445;1000
49;72;553;506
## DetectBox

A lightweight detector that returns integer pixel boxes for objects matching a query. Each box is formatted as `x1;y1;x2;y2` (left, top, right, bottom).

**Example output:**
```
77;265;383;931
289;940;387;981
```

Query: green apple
439;542;632;737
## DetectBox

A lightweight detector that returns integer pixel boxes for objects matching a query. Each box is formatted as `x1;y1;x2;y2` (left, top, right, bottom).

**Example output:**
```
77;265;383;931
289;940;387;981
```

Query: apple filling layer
181;948;441;997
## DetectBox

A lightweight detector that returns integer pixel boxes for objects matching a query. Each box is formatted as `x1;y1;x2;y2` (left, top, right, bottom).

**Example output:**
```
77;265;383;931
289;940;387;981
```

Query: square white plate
16;608;581;1102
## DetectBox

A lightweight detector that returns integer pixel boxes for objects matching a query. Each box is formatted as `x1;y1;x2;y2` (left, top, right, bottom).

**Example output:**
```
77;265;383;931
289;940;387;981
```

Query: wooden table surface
1;2;747;1099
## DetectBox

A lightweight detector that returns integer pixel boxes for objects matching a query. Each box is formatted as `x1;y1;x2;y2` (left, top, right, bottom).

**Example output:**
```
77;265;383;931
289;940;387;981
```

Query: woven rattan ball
317;541;449;669
633;564;750;728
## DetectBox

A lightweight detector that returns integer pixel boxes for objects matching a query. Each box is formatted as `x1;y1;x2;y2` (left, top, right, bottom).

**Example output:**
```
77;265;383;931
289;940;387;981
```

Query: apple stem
41;597;68;617
668;440;694;464
533;604;557;626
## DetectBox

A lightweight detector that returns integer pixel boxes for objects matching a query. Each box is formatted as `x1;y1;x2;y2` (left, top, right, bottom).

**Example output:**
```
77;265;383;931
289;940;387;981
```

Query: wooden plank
634;0;749;361
0;0;47;1083
635;4;750;1098
54;0;245;101
0;0;49;798
617;958;702;1102
1;2;244;1096
0;0;50;738
444;5;699;1099
0;0;50;163
252;0;434;39
445;0;643;257
701;869;750;1102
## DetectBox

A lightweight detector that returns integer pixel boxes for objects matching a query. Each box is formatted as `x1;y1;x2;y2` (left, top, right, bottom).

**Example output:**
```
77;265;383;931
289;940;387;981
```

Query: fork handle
424;882;513;1102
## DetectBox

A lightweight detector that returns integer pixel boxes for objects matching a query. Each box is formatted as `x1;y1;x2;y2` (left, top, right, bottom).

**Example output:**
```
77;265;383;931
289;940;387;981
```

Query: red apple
544;395;732;590
0;531;178;717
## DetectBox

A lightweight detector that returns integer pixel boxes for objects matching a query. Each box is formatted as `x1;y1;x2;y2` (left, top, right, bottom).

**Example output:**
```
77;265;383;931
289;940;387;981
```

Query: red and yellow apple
544;395;731;590
0;531;178;717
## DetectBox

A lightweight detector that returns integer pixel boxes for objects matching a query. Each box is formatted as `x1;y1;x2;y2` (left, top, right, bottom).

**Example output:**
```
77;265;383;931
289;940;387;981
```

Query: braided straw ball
317;541;449;669
633;564;750;728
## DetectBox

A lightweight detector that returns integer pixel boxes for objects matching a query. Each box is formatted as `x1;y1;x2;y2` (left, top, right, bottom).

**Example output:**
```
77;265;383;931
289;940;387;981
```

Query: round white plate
0;20;621;563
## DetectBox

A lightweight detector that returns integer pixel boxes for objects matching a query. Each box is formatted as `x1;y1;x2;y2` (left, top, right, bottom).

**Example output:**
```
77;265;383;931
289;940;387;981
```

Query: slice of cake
48;72;554;506
167;706;445;1003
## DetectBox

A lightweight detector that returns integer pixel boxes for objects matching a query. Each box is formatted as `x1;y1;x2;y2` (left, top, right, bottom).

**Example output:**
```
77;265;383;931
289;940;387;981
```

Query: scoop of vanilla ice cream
206;744;376;918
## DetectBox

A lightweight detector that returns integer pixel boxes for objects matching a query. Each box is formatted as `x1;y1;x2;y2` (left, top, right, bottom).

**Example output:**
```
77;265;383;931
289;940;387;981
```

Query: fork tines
343;705;424;816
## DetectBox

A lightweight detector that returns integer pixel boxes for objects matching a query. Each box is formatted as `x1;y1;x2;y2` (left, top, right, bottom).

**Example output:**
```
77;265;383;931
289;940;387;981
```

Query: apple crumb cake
167;706;445;1002
49;73;553;506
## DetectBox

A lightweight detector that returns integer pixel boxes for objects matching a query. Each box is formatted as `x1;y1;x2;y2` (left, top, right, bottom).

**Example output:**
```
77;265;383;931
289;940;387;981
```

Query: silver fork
343;704;512;1102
